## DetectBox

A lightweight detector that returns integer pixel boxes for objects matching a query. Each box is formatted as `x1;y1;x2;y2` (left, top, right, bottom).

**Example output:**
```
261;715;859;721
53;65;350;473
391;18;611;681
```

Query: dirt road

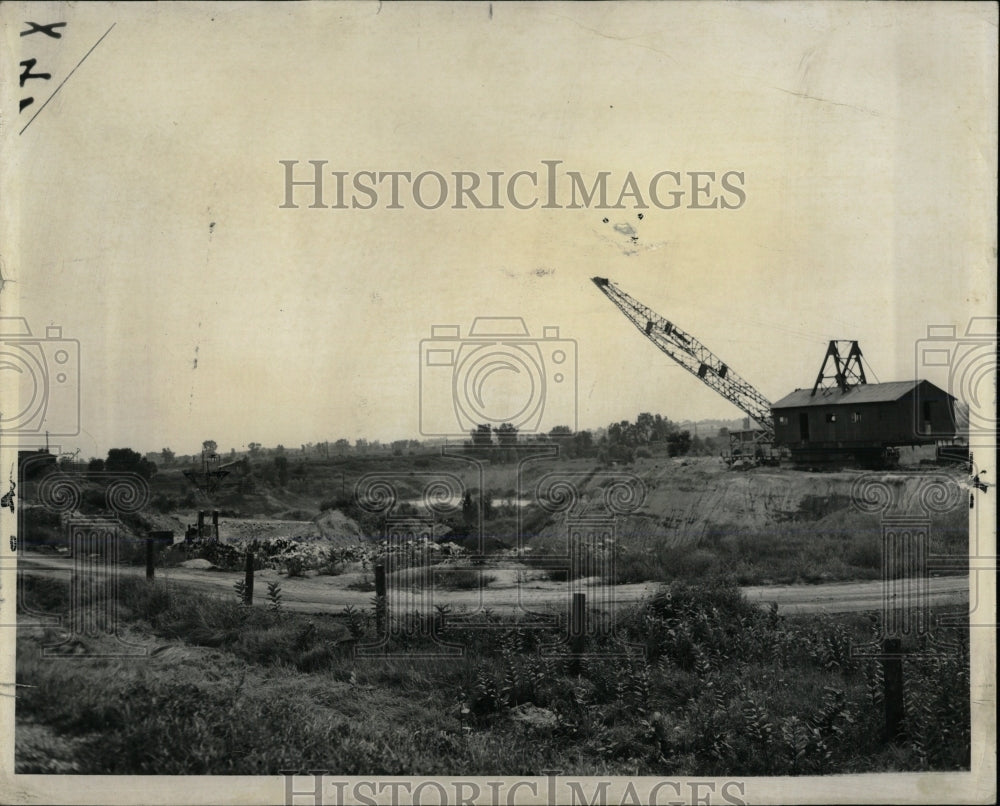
16;553;968;616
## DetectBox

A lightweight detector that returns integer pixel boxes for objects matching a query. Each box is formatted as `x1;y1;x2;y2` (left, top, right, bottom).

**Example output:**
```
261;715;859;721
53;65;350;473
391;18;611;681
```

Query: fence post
570;592;586;674
882;637;905;741
374;563;387;634
212;510;220;542
244;550;255;605
197;510;205;539
145;538;155;581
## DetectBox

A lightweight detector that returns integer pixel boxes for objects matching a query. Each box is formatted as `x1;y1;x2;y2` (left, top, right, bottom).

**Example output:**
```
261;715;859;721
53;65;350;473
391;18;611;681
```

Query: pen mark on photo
21;21;67;38
20;23;117;135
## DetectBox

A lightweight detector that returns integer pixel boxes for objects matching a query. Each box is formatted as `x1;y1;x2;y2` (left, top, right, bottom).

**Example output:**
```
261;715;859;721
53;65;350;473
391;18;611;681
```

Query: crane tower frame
591;277;775;441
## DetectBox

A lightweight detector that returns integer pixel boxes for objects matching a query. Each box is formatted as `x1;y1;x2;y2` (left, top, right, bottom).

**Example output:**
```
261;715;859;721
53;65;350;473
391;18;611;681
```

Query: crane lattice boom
591;277;774;439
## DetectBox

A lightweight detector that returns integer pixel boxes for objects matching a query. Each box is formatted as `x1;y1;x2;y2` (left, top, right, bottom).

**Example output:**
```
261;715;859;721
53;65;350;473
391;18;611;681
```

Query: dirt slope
532;457;968;557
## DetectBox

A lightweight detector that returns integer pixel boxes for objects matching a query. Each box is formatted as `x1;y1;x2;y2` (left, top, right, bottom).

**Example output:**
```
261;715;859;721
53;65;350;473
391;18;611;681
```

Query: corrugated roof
771;380;949;409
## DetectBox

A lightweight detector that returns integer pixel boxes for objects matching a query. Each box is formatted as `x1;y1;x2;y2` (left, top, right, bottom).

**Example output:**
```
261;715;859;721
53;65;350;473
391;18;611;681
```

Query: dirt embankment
207;510;364;548
533;458;968;556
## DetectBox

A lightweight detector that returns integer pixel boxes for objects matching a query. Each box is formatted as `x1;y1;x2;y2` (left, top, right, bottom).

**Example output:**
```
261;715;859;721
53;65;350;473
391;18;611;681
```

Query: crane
591;277;775;442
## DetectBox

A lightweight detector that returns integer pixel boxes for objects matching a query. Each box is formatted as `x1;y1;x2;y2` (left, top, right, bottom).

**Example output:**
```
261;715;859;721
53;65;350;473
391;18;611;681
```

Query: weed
266;581;282;613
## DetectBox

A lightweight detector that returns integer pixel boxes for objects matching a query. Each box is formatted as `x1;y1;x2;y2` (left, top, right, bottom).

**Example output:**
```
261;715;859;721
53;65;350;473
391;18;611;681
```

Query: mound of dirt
314;509;364;544
130;510;186;539
200;510;367;548
217;518;322;543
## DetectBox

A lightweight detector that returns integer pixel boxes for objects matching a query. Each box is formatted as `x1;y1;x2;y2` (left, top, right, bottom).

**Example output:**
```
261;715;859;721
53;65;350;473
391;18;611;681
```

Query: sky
2;1;996;459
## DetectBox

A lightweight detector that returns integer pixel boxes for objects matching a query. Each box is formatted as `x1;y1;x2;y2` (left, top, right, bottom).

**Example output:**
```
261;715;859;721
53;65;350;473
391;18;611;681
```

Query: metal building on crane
771;341;956;466
591;277;959;468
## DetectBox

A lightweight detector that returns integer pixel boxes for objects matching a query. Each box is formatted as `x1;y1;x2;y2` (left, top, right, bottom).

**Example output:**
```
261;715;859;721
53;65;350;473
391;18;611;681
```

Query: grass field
16;572;969;775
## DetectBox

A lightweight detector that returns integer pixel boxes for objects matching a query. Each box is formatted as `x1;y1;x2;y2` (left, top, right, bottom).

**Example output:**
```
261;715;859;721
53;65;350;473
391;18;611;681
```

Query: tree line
464;412;727;463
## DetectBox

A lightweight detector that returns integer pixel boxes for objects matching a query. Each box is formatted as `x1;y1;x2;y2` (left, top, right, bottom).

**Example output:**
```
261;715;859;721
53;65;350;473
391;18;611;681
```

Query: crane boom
591;277;774;439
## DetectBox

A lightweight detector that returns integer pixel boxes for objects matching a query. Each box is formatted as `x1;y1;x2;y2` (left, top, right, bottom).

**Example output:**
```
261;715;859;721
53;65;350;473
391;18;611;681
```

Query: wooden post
145;538;155;581
244;550;254;605
197;510;205;539
212;510;220;542
374;563;387;633
883;638;905;742
570;592;586;673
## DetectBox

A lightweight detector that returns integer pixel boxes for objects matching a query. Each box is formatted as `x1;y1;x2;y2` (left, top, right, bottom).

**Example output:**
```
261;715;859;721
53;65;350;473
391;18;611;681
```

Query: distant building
17;448;57;481
771;379;957;465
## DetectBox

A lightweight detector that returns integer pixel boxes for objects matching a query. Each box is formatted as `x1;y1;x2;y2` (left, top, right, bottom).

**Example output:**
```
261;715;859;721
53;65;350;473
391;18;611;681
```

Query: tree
273;455;289;486
548;424;574;457
461;490;476;525
494;422;519;447
608;420;638;447
666;430;692;457
160;447;175;466
470;424;493;449
636;412;656;443
573;429;594;456
493;423;519;462
248;442;262;457
652;413;675;442
334;439;350;455
202;440;218;455
88;457;105;472
105;448;156;480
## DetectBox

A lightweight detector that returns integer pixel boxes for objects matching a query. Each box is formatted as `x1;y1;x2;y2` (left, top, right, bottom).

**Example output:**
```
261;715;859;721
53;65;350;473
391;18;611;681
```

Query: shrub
150;493;177;514
17;573;70;613
435;569;496;590
283;554;306;578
